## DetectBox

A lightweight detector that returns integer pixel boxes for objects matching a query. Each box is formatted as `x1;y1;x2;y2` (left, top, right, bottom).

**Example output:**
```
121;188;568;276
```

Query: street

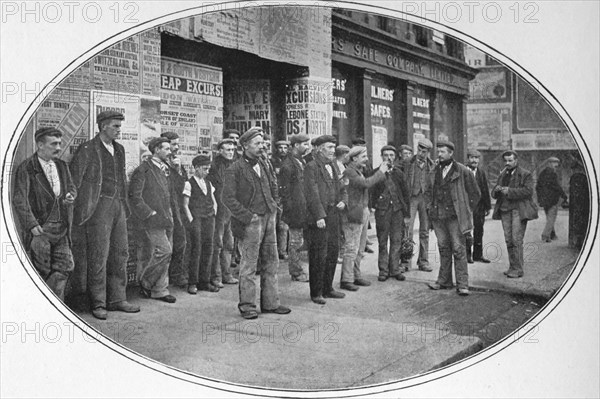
75;209;578;389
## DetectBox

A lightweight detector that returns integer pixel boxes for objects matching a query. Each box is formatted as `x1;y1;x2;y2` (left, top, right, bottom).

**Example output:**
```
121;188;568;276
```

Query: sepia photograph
1;1;598;397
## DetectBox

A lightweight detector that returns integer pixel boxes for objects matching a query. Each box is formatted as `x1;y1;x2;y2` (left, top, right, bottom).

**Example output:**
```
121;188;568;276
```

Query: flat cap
224;129;240;137
502;149;518;158
313;135;337;147
239;127;264;145
436;140;455;151
97;110;124;124
148;137;170;153
216;138;236;149
335;145;350;156
417;138;433;150
351;138;367;146
380;145;397;154
467;148;481;157
547;156;560;162
290;134;310;146
160;131;180;141
192;154;212;167
34;126;62;141
348;146;367;160
399;144;413;152
275;140;290;147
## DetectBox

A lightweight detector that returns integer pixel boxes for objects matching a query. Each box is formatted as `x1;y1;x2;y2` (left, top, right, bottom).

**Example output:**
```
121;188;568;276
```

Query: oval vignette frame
1;1;598;397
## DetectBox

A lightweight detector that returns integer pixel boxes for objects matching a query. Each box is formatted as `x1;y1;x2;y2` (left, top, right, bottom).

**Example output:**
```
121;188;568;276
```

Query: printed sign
467;103;512;150
285;77;331;139
412;86;430;139
224;79;272;134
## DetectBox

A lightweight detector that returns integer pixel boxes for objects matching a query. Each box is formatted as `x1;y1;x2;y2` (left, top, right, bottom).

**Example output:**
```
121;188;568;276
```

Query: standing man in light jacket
425;141;480;296
492;150;538;278
70;110;140;320
339;146;388;292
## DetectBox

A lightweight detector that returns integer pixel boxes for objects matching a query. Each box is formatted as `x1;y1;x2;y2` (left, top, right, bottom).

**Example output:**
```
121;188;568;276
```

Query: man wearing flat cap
206;138;239;288
304;135;348;304
160;131;188;288
370;145;410;282
402;138;435;272
13;127;77;301
536;156;567;242
70;110;139;319
278;134;311;282
464;149;492;263
129;137;177;303
492;150;538;278
223;127;291;319
425;141;480;296
399;144;414;162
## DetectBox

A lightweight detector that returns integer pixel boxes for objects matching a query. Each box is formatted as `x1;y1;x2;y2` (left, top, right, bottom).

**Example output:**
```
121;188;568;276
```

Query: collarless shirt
101;139;114;156
38;156;61;196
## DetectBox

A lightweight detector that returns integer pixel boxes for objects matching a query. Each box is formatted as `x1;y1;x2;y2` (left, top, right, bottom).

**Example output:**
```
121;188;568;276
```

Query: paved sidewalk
74;209;578;390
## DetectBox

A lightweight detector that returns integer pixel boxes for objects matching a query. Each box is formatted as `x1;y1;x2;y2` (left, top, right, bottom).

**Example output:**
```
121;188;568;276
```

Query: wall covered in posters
331;67;351;139
370;76;395;158
160;58;223;171
224;79;272;134
285;77;331;140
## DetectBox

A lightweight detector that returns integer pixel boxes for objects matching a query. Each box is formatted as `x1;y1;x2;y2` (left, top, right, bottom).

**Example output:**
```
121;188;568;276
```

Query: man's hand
336;201;345;210
251;214;260;223
379;162;389;173
31;226;44;236
316;219;326;229
501;187;509;195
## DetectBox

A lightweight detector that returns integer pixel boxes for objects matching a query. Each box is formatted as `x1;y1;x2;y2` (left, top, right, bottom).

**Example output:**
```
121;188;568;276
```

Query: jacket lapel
33;155;55;198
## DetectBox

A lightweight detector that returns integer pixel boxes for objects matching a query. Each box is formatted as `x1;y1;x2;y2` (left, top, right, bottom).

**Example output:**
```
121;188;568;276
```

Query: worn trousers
404;193;430;267
432;216;469;289
237;213;280;313
288;228;308;278
82;197;128;310
211;214;234;284
188;217;215;286
472;207;486;259
541;204;559;241
277;218;289;256
501;209;528;276
375;208;404;278
341;208;369;283
307;208;340;298
168;217;187;283
140;227;173;298
29;222;74;301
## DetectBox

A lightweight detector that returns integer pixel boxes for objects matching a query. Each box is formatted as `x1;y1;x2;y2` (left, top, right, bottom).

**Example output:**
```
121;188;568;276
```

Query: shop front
331;20;476;162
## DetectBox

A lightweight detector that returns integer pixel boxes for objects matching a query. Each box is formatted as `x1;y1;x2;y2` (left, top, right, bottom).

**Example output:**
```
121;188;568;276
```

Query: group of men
13;110;558;321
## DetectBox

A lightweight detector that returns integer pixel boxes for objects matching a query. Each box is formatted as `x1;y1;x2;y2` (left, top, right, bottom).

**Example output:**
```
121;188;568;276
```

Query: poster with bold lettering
224;79;272;135
467;103;511;150
35;88;90;163
93;35;141;94
412;86;431;149
90;90;141;176
371;76;395;152
285;77;332;140
160;58;223;172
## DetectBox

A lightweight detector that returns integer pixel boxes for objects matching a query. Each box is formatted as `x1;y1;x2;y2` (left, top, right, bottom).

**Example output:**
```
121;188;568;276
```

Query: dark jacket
536;166;566;209
404;155;435;195
12;154;76;249
222;156;279;237
471;166;492;213
206;154;233;218
304;154;348;224
70;135;128;226
425;161;481;234
343;164;385;223
370;166;410;216
128;160;174;229
278;153;307;228
492;165;539;221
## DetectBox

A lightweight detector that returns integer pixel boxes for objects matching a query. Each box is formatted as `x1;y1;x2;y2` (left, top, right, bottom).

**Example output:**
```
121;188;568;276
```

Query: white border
1;1;598;397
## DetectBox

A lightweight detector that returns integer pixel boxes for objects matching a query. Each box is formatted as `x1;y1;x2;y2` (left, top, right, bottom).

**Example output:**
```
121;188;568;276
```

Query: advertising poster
513;131;577;151
467;103;512;150
412;86;431;144
331;67;351;139
285;77;331;140
90;90;141;176
35;88;90;163
160;58;223;171
141;28;162;97
371;76;395;148
224;79;272;134
195;8;260;55
469;68;509;101
93;35;141;94
372;126;388;164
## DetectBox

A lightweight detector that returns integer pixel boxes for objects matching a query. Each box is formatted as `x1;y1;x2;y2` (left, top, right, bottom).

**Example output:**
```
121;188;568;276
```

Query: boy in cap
425;141;480;295
13;127;77;301
70;110;140;319
129;137;177;303
402;138;435;272
183;155;218;294
223;127;291;319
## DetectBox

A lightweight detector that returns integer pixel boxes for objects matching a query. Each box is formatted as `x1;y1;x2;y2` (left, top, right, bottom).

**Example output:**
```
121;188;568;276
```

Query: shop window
446;37;464;60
